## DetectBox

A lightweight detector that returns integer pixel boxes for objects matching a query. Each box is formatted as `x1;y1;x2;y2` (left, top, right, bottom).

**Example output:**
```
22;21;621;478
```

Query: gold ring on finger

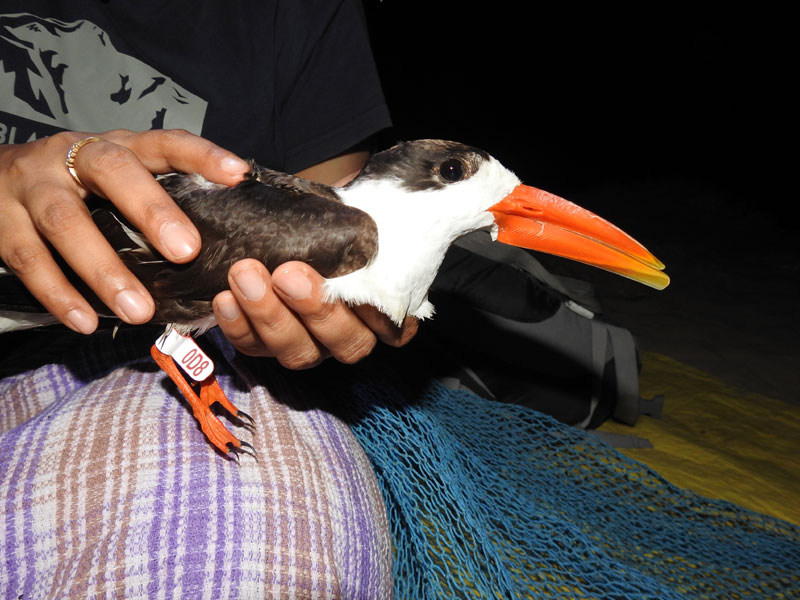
65;136;102;188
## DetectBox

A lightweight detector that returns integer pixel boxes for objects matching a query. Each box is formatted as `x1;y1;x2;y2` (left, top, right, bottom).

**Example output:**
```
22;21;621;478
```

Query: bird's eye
439;158;465;183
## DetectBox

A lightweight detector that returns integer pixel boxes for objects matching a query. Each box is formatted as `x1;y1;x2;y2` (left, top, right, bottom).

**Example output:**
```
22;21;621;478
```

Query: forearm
294;149;370;186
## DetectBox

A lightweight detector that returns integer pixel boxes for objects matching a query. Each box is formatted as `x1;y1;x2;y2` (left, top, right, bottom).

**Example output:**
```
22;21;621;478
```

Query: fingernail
220;155;250;175
216;296;241;322
160;221;199;260
65;308;96;334
273;269;312;300
115;289;153;322
233;268;266;301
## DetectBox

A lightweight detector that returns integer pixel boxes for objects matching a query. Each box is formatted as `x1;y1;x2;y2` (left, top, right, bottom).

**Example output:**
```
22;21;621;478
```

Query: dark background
363;4;798;405
364;4;791;223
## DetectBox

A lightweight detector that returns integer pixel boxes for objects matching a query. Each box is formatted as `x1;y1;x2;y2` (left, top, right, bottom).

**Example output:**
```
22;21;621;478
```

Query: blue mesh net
339;364;800;599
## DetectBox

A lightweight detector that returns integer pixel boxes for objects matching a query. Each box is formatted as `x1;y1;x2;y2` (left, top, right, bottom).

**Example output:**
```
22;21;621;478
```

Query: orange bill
489;184;670;289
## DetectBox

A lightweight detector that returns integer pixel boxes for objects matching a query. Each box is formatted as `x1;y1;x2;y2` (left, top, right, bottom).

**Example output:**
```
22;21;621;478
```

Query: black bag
423;232;663;430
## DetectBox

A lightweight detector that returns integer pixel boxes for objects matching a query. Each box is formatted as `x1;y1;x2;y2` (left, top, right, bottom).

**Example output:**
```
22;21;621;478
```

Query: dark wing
143;168;378;323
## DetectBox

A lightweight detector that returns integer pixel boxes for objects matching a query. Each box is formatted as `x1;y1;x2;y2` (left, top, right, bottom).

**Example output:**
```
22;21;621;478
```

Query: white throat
322;156;520;324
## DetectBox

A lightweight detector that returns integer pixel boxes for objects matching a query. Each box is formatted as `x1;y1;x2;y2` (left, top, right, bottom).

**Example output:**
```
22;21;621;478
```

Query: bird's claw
228;439;258;462
235;409;256;430
150;344;256;459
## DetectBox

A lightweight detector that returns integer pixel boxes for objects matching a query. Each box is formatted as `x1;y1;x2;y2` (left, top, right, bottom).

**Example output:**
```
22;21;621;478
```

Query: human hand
212;259;419;368
0;129;250;334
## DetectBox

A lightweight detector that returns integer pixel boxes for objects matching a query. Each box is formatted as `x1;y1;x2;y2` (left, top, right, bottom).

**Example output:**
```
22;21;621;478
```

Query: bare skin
0;129;417;367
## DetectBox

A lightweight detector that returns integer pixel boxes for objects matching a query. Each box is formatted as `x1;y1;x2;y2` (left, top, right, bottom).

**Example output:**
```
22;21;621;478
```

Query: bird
0;139;669;456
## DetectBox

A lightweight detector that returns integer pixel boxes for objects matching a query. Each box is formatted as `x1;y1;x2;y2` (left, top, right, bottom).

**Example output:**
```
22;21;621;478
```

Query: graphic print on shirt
0;13;207;144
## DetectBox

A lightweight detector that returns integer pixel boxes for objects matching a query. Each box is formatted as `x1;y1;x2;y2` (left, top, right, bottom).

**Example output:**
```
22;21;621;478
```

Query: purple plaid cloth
0;329;392;599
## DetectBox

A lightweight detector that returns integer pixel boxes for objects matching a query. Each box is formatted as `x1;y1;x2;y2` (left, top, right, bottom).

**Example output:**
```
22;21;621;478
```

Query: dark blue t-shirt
0;0;391;172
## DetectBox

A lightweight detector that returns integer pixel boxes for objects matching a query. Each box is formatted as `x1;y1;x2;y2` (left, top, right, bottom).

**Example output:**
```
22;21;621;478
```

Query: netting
332;359;800;599
5;327;797;598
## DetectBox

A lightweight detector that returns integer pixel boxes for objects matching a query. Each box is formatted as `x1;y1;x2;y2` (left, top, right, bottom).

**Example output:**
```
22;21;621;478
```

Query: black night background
365;4;797;404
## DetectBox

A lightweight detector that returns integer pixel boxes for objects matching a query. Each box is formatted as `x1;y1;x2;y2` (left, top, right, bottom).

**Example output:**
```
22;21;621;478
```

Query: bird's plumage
0;139;670;456
1;139;669;333
122;165;379;325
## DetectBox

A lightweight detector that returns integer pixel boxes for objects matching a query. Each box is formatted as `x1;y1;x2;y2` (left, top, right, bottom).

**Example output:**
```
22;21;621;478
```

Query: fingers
214;260;378;368
271;262;378;364
20;181;156;325
213;261;324;366
69;136;201;263
213;260;420;369
108;129;250;186
71;131;250;264
0;203;99;334
2;135;154;329
0;129;251;333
